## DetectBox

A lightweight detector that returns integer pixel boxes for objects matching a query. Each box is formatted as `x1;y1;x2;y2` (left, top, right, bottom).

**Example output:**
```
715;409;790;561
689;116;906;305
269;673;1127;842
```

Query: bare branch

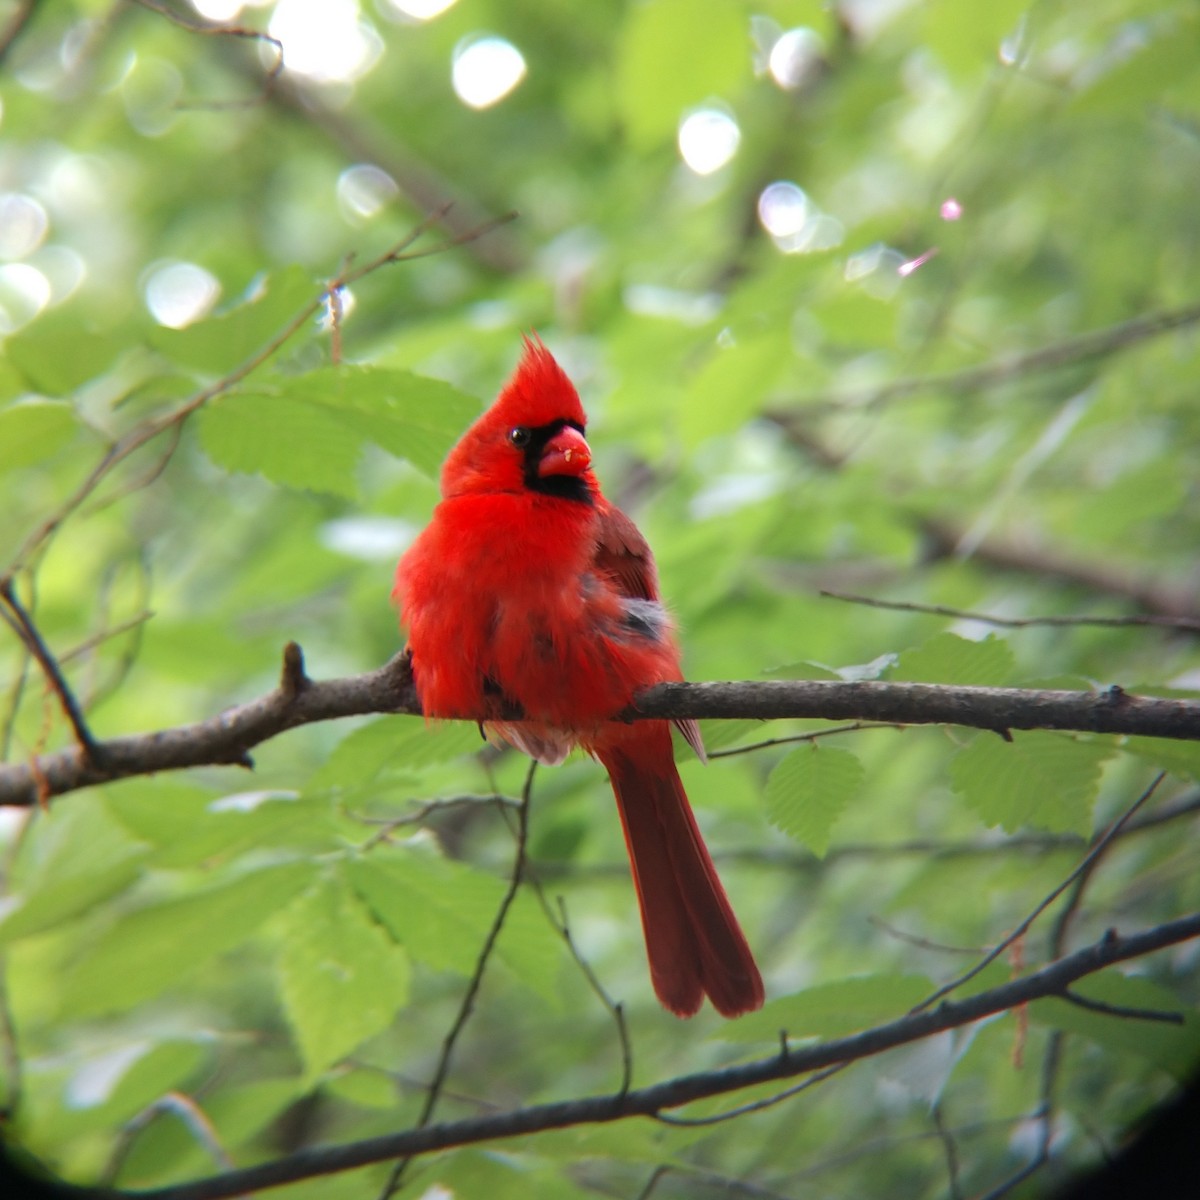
121;911;1200;1200
3;665;1199;808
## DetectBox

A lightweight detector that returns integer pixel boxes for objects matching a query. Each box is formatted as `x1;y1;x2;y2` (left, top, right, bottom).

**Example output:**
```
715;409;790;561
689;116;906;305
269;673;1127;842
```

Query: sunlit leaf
277;870;410;1081
765;744;864;856
0;399;80;469
63;861;315;1016
949;732;1112;834
617;0;748;149
890;632;1015;686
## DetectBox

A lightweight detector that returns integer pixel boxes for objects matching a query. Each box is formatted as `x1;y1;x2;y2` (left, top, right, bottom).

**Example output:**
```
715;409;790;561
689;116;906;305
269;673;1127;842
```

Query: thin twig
655;1063;848;1127
913;773;1166;1013
4;211;515;579
819;589;1200;633
709;721;907;759
0;578;101;763
769;298;1200;416
932;1102;965;1200
105;1092;235;1186
376;760;536;1200
130;0;284;107
1058;988;1183;1025
118;910;1200;1200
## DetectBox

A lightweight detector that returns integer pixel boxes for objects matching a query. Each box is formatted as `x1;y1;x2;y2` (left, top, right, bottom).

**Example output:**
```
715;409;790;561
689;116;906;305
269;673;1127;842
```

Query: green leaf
617;0;748;149
722;973;934;1042
276;870;410;1081
63;861;315;1016
1123;736;1200;783
1030;972;1200;1082
149;266;317;375
680;334;789;447
923;0;1028;79
306;716;483;796
107;781;327;868
0;801;150;944
282;364;480;478
765;745;864;856
890;632;1015;686
949;732;1113;834
5;317;118;396
197;366;479;494
346;851;561;1004
65;1038;210;1125
197;390;364;498
0;399;80;469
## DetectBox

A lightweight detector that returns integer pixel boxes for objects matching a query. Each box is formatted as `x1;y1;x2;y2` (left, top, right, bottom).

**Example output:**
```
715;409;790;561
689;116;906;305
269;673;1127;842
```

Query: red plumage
393;338;763;1017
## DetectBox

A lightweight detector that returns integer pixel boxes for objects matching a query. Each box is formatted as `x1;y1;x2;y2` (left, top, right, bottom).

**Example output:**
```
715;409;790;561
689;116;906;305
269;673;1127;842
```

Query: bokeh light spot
678;107;741;175
758;181;810;238
144;261;220;328
0;264;52;331
190;0;246;19
384;0;458;19
768;28;824;90
337;163;399;220
269;0;381;84
0;194;50;260
452;36;527;109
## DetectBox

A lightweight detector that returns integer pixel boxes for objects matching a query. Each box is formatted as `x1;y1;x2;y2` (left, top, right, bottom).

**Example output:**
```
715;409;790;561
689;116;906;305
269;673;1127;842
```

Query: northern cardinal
393;338;763;1017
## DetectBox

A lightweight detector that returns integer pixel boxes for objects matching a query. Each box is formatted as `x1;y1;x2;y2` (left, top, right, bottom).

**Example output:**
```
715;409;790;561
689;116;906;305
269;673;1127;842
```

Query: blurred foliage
2;0;1200;1196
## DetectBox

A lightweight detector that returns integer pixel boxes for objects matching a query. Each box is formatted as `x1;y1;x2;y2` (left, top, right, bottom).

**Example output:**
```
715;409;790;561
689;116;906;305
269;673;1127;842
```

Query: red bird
393;339;763;1018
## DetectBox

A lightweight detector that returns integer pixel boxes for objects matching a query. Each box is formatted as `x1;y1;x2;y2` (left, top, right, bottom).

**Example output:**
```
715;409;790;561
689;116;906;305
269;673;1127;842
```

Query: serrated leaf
1030;972;1199;1082
197;365;478;494
1123;736;1200;783
6;317;118;396
107;781;327;868
765;745;864;856
722;973;934;1042
277;871;410;1081
149;266;317;374
197;391;363;497
282;364;480;478
890;632;1015;686
0;801;150;943
63;861;315;1016
617;0;748;149
347;851;561;1004
306;716;482;796
950;732;1112;835
0;399;80;469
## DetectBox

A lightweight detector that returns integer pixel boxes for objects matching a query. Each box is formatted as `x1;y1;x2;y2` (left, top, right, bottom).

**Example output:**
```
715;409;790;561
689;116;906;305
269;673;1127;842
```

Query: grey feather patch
618;597;668;642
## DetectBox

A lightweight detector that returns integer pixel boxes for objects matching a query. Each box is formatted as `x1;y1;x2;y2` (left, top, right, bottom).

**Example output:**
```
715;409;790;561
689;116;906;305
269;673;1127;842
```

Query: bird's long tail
597;726;764;1018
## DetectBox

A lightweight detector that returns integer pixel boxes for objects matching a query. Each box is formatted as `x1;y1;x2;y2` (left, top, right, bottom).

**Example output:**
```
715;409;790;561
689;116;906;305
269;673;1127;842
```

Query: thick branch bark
1;648;1197;808
123;912;1200;1200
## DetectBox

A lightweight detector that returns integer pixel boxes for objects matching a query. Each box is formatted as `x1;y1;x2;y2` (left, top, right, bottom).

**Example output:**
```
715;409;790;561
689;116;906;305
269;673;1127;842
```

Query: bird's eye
508;426;531;448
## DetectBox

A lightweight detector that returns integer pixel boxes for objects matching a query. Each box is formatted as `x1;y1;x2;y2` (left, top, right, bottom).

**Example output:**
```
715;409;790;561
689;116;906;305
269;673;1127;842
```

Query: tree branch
123;912;1200;1200
2;650;1198;808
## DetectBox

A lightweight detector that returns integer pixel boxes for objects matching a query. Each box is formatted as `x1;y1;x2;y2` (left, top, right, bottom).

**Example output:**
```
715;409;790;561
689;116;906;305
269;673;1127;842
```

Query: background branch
126;912;1200;1200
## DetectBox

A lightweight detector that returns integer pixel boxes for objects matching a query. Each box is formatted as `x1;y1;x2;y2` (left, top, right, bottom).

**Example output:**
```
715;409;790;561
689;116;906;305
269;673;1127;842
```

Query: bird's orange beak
537;426;592;478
